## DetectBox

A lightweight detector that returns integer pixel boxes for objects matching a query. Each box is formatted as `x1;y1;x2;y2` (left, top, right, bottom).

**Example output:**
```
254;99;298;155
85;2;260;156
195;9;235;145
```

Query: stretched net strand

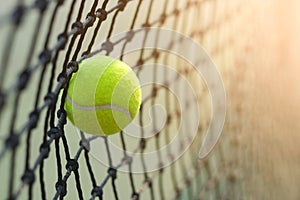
176;2;193;198
92;2;133;199
185;1;216;197
130;1;205;198
133;0;156;199
36;2;67;198
163;61;179;198
70;0;100;62
84;147;97;188
131;1;199;198
29;5;67;200
86;0;110;55
152;30;165;200
152;2;169;200
0;0;24;90
117;1;143;197
61;0;89;76
24;8;48;200
3;0;43;186
120;131;137;197
103;137;119;200
165;1;181;198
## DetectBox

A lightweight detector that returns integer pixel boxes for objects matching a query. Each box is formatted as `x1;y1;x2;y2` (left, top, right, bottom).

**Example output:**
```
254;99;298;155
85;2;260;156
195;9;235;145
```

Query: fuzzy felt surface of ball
65;55;142;136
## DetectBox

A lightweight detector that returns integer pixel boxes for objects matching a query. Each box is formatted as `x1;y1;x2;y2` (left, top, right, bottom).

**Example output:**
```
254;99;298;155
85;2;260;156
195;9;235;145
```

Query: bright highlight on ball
65;55;142;136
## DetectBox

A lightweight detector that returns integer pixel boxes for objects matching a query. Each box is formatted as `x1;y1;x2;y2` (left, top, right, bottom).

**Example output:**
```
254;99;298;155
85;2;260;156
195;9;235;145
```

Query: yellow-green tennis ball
65;55;142;136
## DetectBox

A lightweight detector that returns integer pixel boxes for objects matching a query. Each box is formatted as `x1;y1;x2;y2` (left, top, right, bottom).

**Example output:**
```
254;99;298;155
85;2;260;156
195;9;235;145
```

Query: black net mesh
0;0;254;199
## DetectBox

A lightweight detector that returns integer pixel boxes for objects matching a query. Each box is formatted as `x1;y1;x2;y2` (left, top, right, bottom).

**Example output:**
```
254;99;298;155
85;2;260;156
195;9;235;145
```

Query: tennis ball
65;55;142;136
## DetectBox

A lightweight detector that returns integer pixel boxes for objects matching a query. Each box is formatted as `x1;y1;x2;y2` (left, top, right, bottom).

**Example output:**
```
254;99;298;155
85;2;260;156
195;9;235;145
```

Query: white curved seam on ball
67;95;132;120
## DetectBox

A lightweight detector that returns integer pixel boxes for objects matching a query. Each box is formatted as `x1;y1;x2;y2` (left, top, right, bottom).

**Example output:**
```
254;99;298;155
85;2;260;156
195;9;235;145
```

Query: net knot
131;192;139;200
0;91;6;109
139;138;146;150
44;92;56;105
57;109;67;125
101;40;114;54
122;155;132;165
66;159;79;171
86;12;96;27
184;67;190;75
57;33;68;50
175;187;181;198
55;180;67;197
91;186;103;197
11;5;25;25
118;0;128;11
151;86;157;97
173;9;180;16
152;50;159;60
57;73;67;84
67;61;79;72
159;14;166;24
5;134;19;150
34;0;49;13
39;49;52;65
17;69;31;91
137;59;144;66
228;172;237;183
21;169;35;185
40;142;50;158
186;1;193;8
96;8;107;21
185;178;191;185
158;162;164;172
47;127;62;140
166;114;172;124
28;110;40;129
71;21;84;35
175;109;181;118
57;0;65;6
154;130;160;138
79;139;90;151
142;22;150;28
81;51;90;58
126;30;134;42
144;178;152;187
107;167;117;179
